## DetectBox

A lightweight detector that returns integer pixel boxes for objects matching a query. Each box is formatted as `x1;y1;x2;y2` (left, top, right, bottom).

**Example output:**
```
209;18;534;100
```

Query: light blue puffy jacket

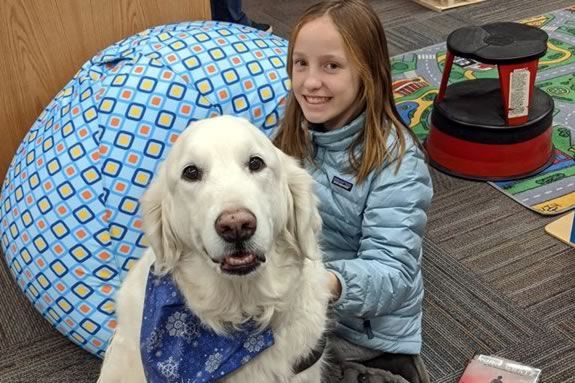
304;113;433;354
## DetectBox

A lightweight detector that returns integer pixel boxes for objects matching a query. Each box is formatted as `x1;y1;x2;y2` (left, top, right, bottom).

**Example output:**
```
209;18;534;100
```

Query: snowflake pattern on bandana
140;266;275;382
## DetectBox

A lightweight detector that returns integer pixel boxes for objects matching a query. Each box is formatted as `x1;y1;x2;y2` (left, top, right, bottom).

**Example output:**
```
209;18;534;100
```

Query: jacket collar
307;112;365;151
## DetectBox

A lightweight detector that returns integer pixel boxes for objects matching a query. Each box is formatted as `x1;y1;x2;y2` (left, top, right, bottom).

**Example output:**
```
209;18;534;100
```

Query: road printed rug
391;6;575;215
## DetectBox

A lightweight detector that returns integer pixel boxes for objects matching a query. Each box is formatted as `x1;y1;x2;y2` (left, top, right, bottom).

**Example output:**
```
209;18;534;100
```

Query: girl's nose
303;71;322;90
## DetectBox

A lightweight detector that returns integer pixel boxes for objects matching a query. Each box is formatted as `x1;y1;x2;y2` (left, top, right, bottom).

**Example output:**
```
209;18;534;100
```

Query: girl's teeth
306;96;329;104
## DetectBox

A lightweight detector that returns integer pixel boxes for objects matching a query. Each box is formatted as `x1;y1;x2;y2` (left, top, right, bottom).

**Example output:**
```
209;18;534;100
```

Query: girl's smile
303;95;332;105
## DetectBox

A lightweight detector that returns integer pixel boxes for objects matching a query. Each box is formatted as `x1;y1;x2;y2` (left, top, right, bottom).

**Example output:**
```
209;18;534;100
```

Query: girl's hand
327;271;342;301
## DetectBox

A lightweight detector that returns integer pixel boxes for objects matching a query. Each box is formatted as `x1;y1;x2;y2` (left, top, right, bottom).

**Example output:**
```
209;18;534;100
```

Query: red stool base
427;79;554;181
425;126;554;181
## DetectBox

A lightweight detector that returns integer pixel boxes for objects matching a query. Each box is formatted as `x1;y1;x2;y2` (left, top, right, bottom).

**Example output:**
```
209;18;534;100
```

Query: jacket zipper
363;320;374;339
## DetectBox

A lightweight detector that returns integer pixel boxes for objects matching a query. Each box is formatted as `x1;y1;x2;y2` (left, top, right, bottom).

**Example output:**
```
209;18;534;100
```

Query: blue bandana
140;268;275;383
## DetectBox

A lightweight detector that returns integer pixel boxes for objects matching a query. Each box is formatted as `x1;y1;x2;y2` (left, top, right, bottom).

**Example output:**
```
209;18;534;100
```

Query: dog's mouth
220;251;265;276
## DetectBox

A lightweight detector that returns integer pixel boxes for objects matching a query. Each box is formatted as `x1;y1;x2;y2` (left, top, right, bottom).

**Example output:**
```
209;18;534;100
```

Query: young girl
273;1;433;382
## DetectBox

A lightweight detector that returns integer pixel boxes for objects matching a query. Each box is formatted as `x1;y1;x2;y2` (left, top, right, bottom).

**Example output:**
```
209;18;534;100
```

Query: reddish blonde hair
273;0;419;183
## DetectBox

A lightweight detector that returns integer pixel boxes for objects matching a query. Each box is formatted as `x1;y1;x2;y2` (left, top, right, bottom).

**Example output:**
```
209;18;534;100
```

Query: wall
0;0;211;181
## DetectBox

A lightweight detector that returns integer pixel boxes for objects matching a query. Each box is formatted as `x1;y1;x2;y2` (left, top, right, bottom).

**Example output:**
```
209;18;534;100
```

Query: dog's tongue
223;252;256;266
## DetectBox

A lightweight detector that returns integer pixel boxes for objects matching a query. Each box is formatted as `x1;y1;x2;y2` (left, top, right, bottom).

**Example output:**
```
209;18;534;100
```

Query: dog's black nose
215;208;257;243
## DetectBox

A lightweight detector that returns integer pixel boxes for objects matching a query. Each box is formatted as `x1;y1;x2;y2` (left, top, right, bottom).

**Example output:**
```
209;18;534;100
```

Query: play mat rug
391;6;575;215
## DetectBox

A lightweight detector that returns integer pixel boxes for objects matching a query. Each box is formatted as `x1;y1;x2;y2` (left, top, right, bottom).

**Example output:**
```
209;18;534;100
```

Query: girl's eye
294;59;306;67
248;156;266;172
325;63;340;71
182;165;202;182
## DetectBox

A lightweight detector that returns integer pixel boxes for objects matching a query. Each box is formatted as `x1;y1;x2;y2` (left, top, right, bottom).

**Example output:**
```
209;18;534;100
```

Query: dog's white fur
98;116;330;383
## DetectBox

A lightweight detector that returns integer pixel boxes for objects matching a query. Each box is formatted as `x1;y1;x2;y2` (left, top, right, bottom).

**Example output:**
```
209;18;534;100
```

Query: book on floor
458;354;541;383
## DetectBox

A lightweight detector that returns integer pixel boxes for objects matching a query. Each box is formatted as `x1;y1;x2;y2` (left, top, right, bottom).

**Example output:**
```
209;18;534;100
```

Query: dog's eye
248;156;266;172
182;165;202;182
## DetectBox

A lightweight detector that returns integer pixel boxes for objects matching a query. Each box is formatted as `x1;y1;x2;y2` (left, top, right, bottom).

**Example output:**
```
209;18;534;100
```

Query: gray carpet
2;0;575;382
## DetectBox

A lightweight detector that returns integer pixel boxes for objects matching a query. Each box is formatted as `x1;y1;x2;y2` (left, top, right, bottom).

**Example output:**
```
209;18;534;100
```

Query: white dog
98;116;331;383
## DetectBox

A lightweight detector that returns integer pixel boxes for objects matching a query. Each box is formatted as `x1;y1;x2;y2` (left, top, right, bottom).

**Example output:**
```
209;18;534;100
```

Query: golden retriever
97;115;330;383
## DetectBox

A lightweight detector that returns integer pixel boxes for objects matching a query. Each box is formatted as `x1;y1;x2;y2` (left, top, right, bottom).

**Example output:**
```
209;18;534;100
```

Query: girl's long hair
273;0;420;183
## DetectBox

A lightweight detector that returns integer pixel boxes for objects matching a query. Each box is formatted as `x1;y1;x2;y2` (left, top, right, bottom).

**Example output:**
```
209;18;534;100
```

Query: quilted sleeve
326;143;433;318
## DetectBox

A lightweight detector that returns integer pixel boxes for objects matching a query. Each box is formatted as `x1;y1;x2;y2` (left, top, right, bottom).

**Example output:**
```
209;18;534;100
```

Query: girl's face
291;15;362;131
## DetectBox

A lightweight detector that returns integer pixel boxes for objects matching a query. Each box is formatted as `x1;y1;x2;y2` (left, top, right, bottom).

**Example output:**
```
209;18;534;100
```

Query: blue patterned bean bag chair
0;21;288;357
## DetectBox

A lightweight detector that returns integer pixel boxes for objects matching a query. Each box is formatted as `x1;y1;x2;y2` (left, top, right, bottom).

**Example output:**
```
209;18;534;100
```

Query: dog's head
140;115;321;277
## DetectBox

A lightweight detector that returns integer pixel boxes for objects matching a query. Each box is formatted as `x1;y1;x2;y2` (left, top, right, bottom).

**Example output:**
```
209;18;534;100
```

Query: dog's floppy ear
140;164;182;274
281;152;322;261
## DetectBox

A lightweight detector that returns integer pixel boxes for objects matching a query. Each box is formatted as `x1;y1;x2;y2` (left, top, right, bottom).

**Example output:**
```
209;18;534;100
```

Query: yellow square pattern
69;145;84;159
185;57;199;68
248;62;262;75
128;104;144;119
197;80;212;94
140;79;155;91
52;222;68;237
10;224;18;238
116;133;132;147
28;131;37;142
48;309;61;322
29;174;40;188
48;159;61;174
158;32;171;41
170;41;185;50
195;33;209;42
96;231;111;245
12;259;22;273
224;71;238;82
234;98;247;110
72;333;86;344
71;247;89;261
51;260;67;276
158;113;173;127
43;137;54;152
104;159;120;175
58;184;73;199
34;236;47;251
110;225;124;239
57;299;72;312
260;87;272;100
95;267;113;280
28;284;39;298
20;248;32;264
37;274;50;288
75;208;93;222
83;168;99;183
112;74;127;86
62;122;75;136
211;48;224;59
145;142;162;157
121;199;137;214
99;300;115;315
73;284;91;298
135;172;150;185
169;84;185;98
84;107;97;121
15;187;23;201
82;320;98;333
233;42;248;52
270;57;283;67
38;199;51;213
100;99;114;112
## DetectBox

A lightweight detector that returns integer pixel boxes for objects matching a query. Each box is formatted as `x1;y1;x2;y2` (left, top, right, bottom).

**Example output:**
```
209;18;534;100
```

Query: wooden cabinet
0;0;211;180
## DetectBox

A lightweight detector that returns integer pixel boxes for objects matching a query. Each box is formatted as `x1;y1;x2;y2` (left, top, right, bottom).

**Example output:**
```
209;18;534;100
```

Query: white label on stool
508;68;531;118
